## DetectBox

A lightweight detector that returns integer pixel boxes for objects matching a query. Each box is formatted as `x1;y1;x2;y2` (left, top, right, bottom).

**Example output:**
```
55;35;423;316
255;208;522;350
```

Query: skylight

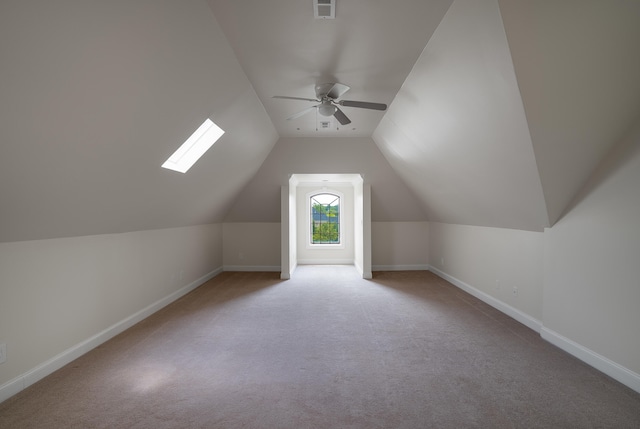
161;118;224;173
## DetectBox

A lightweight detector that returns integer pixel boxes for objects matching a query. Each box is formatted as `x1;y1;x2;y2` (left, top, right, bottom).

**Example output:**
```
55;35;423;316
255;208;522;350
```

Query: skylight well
162;118;224;173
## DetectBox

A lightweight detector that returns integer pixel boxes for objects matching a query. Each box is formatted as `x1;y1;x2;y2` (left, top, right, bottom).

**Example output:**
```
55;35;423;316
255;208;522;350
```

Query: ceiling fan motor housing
318;101;337;116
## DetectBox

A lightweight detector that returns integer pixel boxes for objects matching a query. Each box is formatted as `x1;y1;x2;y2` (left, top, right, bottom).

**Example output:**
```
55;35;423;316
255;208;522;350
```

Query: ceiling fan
273;82;387;126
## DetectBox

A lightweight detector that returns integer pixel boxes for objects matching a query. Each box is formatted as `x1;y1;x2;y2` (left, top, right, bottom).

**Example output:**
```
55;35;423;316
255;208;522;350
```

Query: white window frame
306;189;345;249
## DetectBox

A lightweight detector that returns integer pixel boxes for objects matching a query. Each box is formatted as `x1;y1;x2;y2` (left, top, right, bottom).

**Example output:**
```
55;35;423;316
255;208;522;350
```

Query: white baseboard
0;377;23;405
280;262;296;280
428;265;542;333
223;265;281;272
372;264;429;271
297;259;354;265
541;327;640;394
353;261;373;279
354;260;363;277
0;266;223;404
429;265;640;394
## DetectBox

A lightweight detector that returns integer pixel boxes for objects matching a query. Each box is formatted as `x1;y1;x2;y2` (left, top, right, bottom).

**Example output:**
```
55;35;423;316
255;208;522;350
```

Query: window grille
310;193;340;244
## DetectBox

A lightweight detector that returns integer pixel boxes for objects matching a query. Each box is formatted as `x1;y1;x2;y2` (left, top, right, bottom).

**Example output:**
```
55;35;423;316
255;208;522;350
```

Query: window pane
311;193;340;244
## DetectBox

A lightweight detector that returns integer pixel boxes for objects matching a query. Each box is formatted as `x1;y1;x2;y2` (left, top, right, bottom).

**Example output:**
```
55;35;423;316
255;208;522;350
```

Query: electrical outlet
512;287;518;297
440;257;445;266
495;280;501;291
0;343;6;364
179;269;184;281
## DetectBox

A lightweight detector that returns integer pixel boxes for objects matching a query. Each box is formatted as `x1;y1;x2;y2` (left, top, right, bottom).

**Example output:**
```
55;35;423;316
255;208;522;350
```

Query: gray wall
428;123;640;390
224;137;427;223
542;123;640;378
0;225;223;399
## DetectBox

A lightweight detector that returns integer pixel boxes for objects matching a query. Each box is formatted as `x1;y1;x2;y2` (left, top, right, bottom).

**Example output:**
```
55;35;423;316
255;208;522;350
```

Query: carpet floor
1;266;639;428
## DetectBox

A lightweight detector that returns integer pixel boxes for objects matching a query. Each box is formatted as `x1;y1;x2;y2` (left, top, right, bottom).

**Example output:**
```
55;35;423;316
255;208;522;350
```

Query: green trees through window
311;193;340;244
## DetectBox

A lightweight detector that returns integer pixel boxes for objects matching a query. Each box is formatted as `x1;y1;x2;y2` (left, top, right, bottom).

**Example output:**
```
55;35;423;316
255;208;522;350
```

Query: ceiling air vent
314;0;335;19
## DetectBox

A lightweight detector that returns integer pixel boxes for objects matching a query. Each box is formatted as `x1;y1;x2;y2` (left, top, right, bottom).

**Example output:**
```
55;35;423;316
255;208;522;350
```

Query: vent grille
313;0;335;19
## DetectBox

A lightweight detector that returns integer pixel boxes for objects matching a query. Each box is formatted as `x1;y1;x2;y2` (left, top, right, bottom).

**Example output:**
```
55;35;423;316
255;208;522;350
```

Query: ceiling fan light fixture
318;102;336;117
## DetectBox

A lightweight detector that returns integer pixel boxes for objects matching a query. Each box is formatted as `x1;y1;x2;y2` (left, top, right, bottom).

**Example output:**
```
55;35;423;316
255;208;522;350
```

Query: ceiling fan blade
273;95;318;102
286;106;317;121
339;100;387;111
333;107;351;125
315;83;350;100
327;83;350;100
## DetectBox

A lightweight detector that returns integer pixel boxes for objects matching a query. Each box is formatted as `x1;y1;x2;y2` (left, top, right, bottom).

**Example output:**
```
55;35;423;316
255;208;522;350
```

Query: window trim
306;189;345;249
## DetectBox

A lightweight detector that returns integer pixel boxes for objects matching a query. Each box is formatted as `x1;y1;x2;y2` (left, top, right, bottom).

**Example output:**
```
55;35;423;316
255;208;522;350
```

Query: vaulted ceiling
1;0;639;242
207;0;453;138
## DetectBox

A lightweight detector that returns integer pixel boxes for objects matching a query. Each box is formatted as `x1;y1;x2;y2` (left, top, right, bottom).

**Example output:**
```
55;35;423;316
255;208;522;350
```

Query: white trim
0;266;223;404
428;265;542;333
541;327;640;394
297;259;354;265
223;265;281;272
372;264;429;271
306;189;345;250
0;377;23;405
282;261;297;280
354;260;372;279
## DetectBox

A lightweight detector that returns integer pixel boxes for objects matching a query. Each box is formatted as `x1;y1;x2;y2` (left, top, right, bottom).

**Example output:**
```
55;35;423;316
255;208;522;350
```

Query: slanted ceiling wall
224;137;427;223
373;0;640;232
498;0;640;225
0;0;278;243
373;0;549;232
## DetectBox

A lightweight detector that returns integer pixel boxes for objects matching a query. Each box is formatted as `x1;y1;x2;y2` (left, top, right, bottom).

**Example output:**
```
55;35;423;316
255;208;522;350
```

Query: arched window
310;193;340;244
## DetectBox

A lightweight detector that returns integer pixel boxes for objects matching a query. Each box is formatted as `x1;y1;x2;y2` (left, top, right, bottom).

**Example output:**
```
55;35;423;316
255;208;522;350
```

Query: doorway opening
281;174;371;279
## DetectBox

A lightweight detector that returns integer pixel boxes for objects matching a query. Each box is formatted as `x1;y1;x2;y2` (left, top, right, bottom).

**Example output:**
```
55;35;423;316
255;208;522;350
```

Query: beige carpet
1;266;639;428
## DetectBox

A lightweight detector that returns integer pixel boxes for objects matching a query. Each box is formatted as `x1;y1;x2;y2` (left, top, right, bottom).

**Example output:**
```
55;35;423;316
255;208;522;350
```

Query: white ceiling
1;0;638;241
207;0;453;137
209;0;640;231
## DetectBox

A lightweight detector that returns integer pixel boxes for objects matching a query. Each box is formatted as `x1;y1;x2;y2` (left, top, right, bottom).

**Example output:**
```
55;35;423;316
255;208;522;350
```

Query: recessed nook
281;173;371;279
